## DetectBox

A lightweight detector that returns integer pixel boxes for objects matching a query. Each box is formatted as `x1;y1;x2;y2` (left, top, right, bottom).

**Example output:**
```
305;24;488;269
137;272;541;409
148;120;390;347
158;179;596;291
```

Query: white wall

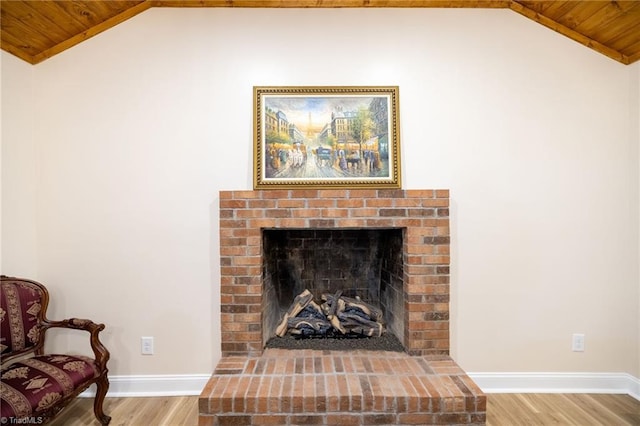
2;8;638;380
635;62;640;377
1;53;38;277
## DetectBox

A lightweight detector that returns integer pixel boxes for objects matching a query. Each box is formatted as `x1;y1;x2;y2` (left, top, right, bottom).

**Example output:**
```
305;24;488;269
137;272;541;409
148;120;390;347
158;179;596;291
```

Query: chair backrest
0;276;49;361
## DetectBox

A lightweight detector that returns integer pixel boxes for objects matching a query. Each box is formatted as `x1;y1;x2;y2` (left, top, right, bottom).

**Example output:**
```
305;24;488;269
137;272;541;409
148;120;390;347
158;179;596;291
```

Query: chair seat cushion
0;354;99;419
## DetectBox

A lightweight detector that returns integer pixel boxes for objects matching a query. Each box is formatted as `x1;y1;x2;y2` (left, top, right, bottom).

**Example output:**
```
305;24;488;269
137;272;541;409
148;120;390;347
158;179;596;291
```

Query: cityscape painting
254;86;401;189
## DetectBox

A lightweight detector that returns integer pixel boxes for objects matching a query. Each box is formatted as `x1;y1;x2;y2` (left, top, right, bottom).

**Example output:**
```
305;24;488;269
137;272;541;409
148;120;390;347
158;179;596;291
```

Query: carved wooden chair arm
42;318;111;371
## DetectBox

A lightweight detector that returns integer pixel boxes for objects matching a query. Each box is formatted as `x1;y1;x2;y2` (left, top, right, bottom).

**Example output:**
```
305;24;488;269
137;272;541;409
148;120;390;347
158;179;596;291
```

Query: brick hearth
199;349;486;425
199;189;486;425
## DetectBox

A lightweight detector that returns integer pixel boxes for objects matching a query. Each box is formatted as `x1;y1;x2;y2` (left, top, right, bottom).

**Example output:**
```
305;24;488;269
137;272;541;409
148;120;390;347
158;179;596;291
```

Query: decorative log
326;290;343;317
324;290;346;334
342;296;384;323
287;317;331;335
328;315;346;334
305;300;325;319
338;312;384;337
275;289;313;337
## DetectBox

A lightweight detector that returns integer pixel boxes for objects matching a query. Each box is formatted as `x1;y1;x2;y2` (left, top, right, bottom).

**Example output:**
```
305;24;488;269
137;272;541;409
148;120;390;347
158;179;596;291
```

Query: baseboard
80;372;640;400
469;372;640;400
80;374;211;397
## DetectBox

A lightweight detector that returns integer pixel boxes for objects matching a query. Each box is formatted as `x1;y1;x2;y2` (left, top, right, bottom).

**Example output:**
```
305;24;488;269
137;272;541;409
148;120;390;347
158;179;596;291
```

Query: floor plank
48;393;639;425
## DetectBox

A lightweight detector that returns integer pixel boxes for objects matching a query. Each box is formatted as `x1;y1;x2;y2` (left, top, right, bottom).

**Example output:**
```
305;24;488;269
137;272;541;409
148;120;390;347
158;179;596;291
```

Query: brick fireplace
199;189;486;425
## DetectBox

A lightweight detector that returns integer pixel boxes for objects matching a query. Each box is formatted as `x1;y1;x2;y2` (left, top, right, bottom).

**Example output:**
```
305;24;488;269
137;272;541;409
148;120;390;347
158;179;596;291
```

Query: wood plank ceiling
1;1;639;65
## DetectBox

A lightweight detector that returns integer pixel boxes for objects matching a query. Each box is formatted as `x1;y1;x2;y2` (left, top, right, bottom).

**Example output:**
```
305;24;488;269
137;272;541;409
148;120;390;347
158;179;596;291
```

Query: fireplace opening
262;228;405;351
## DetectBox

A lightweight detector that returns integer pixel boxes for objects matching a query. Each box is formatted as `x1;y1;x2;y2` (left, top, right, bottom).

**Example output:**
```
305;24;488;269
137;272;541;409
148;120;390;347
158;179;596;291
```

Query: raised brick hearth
199;349;486;425
199;189;486;425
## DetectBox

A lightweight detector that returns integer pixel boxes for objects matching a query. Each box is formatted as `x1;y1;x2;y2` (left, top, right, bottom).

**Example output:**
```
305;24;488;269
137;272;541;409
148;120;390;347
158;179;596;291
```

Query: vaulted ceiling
1;1;639;65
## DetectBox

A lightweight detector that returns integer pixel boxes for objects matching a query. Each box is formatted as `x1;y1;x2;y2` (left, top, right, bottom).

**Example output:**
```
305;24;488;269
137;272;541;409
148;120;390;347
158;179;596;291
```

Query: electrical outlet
141;336;154;355
572;333;585;352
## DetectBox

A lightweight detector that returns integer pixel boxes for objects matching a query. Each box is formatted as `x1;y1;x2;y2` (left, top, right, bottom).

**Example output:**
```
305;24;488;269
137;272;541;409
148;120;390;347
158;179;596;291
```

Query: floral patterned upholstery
0;279;42;355
0;277;111;425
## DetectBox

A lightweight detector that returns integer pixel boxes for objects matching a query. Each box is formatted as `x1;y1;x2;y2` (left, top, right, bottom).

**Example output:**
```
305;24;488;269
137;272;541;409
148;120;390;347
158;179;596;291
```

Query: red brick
406;189;434;198
318;189;348;198
197;415;215;426
365;219;396;227
435;189;449;198
349;189;377;198
261;190;291;199
366;198;393;207
399;413;437;424
322;208;349;218
335;375;350;411
363;414;397;424
231;190;260;199
346;375;362;411
289;415;325;425
394;198;424;207
325;374;340;412
247;218;277;228
251;415;288;425
276;199;306;208
334;219;367;228
336;198;364;208
236;209;264;218
325;414;361;425
290;208;321;218
278;218;308;228
280;376;293;412
303;375;317;412
268;376;282;412
220;199;248;209
245;200;273;211
289;189;319;199
218;415;252;425
349;207;378;217
308;198;337;208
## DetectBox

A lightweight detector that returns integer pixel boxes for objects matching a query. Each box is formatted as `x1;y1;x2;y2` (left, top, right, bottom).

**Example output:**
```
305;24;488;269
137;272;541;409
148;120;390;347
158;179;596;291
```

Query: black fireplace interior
262;228;405;350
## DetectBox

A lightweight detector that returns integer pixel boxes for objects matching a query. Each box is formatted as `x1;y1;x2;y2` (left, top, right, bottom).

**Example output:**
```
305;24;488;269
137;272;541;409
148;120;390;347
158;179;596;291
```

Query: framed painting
254;86;401;189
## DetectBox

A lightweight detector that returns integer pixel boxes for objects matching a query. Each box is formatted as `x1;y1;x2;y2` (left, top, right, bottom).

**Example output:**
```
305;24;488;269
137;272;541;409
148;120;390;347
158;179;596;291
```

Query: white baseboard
81;372;640;400
80;374;211;397
469;372;640;400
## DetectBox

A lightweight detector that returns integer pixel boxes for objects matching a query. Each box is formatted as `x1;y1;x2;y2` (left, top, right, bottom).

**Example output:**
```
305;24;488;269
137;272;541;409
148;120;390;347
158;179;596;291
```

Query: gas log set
275;289;385;338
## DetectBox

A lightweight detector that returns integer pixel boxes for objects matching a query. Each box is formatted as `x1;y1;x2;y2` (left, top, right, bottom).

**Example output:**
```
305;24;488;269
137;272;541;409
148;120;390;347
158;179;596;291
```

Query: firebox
262;228;405;348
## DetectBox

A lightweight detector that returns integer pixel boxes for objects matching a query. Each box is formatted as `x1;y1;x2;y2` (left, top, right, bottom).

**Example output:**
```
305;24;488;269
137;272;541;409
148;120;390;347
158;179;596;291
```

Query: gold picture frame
254;86;401;189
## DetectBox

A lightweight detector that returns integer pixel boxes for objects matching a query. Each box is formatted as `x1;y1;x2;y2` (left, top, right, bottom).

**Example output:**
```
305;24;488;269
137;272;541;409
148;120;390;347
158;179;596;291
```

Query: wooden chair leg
93;373;111;425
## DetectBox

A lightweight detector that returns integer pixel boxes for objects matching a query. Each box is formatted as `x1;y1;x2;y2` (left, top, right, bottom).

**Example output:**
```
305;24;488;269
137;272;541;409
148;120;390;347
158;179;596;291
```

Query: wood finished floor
49;393;639;425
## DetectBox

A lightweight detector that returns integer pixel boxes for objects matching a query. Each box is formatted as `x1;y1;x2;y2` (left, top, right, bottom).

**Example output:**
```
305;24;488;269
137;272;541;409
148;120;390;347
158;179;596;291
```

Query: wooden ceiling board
552;2;610;30
589;4;640;44
0;3;60;51
3;1;74;51
531;1;578;18
1;0;639;65
572;1;638;36
19;1;85;41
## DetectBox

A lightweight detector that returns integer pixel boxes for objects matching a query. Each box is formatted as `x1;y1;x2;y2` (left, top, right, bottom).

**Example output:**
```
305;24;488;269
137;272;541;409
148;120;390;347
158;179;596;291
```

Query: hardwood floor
486;393;639;425
49;396;198;426
49;393;639;425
